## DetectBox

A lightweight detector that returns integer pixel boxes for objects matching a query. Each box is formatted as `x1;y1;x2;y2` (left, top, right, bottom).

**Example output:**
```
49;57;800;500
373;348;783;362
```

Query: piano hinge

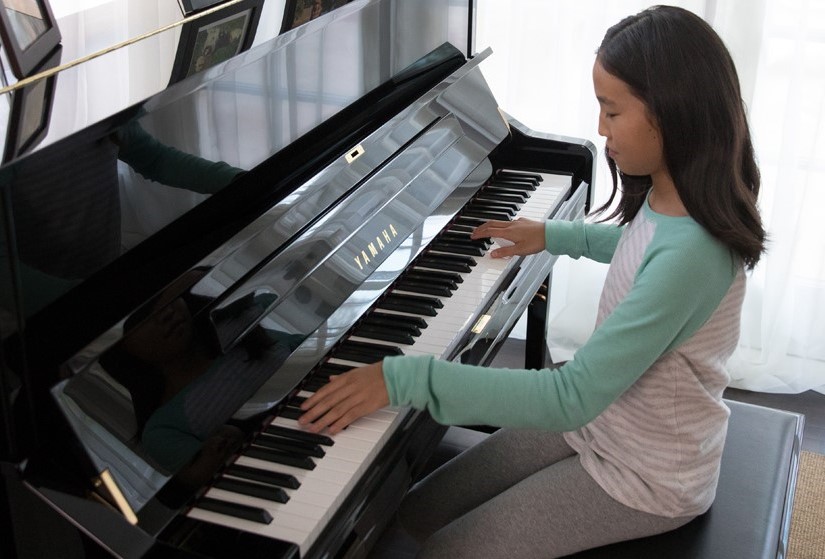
471;314;491;334
345;144;365;164
92;469;138;525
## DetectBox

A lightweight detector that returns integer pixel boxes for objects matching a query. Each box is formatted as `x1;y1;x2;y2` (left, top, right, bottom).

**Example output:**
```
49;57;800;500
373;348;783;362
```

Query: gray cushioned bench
424;399;804;559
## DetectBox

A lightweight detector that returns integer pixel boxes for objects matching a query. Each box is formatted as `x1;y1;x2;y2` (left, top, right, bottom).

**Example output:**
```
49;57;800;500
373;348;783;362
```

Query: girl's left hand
298;361;389;435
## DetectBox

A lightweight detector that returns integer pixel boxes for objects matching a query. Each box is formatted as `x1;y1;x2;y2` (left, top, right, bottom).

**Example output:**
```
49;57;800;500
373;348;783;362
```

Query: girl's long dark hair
595;5;766;269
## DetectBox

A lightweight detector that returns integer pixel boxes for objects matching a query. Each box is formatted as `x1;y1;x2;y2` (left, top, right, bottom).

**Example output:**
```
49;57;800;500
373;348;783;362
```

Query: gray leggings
398;428;695;558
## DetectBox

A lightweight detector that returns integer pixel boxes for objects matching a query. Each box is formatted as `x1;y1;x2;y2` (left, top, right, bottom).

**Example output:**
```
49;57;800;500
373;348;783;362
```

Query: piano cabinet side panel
0;463;89;559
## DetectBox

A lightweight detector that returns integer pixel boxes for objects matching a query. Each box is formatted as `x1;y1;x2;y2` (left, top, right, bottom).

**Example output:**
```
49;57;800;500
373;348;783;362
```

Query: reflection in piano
0;1;595;558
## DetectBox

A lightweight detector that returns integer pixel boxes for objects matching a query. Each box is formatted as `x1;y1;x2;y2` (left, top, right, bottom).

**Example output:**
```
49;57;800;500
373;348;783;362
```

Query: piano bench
427;399;804;559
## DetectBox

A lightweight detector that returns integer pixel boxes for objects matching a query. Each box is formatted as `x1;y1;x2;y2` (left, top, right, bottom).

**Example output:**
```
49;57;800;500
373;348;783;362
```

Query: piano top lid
0;0;472;169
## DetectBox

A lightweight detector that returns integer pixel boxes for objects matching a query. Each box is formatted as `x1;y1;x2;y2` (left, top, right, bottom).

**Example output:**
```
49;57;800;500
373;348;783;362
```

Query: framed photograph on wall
2;45;60;162
169;0;263;85
177;0;229;16
0;0;61;78
280;0;353;34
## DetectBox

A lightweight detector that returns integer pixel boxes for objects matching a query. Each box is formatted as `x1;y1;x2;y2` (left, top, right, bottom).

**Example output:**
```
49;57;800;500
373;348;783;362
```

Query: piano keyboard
186;169;571;556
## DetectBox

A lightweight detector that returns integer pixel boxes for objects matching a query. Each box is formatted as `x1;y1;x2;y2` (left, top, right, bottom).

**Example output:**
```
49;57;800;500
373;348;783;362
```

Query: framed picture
280;0;353;34
168;0;263;85
2;44;59;162
177;0;228;17
0;0;61;78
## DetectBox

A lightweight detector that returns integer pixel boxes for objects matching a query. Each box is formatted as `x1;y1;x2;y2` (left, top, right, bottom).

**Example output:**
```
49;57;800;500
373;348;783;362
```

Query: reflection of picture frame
0;0;61;78
177;0;227;16
168;0;263;85
2;44;59;162
280;0;353;34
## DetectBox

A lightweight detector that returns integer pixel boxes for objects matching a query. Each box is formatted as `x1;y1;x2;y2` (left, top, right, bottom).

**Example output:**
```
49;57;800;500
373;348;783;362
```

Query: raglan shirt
382;196;746;518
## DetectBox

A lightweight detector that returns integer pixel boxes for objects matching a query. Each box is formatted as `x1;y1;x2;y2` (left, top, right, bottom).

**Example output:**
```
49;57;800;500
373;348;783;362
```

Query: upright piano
0;1;595;557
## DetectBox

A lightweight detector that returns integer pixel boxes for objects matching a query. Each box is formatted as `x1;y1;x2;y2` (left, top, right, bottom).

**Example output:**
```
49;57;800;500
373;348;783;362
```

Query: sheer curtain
477;0;825;394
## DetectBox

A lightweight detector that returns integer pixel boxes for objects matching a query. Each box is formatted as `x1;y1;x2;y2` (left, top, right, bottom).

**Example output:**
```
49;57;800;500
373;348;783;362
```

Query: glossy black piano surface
0;1;595;557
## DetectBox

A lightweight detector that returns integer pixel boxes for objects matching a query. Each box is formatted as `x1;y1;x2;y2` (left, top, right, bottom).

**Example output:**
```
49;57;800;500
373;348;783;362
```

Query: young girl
299;5;766;557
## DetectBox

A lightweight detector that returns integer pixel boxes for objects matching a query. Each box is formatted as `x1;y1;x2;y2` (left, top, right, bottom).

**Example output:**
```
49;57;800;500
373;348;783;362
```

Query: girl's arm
471;218;623;263
382;230;737;430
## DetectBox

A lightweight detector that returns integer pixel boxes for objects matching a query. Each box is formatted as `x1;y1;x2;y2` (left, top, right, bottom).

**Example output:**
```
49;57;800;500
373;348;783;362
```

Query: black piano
0;1;595;557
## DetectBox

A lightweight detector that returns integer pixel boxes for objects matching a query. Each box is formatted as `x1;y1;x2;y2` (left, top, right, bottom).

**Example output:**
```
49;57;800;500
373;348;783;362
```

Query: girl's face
593;60;667;181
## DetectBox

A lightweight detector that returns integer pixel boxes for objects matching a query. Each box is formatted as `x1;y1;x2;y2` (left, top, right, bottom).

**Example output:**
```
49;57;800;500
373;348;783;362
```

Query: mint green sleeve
545;220;623;263
116;122;244;194
384;229;737;431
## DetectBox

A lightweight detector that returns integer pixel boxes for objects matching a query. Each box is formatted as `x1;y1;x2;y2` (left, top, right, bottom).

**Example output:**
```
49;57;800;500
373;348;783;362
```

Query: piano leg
525;273;552;370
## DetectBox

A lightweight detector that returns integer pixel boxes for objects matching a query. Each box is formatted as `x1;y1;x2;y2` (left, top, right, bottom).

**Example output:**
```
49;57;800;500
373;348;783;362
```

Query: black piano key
387;293;444;308
481;187;529;202
264;424;334;447
278;406;304;421
459;209;514;222
394;279;454;297
378;295;439;316
245;446;317;470
197;497;273;524
428;241;485;257
404;270;462;287
316;362;353;377
362;311;427;330
400;273;459;292
467;199;519;214
214;477;290;503
255;433;325;458
417;253;476;273
333;339;404;362
224;463;301;489
303;377;328;392
404;269;463;285
490;181;537;192
352;324;417;345
433;235;489;250
455;216;487;227
439;230;482;242
496;170;543;183
447;223;476;234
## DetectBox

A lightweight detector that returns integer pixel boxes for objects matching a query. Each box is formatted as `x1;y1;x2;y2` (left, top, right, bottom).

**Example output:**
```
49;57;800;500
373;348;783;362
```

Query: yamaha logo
353;224;399;270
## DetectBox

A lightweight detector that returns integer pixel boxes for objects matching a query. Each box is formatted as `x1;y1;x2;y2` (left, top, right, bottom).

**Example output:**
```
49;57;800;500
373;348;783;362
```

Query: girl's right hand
471;218;546;258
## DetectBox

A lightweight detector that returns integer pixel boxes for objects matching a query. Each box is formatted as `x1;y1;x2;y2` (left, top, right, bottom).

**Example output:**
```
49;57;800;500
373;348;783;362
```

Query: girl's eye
605;113;617;119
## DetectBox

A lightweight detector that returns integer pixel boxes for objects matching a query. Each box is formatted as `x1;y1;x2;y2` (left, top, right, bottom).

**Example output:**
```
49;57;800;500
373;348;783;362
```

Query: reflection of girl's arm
0;249;81;316
115;121;245;195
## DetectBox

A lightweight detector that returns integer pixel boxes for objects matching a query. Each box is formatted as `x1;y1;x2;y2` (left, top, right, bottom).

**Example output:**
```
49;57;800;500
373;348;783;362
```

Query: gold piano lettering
353;224;399;271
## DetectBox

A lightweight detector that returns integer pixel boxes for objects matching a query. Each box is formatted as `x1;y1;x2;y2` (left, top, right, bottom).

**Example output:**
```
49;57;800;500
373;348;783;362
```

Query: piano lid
0;0;473;166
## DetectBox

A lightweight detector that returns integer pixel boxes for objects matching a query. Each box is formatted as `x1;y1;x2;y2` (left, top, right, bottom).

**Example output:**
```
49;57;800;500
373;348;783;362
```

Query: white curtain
477;0;825;394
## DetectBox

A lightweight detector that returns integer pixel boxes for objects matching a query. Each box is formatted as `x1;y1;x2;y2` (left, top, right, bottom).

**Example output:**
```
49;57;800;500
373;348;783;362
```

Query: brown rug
788;451;825;559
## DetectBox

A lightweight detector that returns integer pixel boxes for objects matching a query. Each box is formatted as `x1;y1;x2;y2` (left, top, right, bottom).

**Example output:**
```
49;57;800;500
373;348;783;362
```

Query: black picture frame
280;0;353;34
177;0;228;16
0;0;61;79
168;0;263;85
2;44;59;163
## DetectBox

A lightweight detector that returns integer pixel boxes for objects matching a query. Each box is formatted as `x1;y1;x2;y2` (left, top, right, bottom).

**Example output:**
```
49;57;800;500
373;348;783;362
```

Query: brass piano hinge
92;469;138;525
471;314;491;334
345;144;365;164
